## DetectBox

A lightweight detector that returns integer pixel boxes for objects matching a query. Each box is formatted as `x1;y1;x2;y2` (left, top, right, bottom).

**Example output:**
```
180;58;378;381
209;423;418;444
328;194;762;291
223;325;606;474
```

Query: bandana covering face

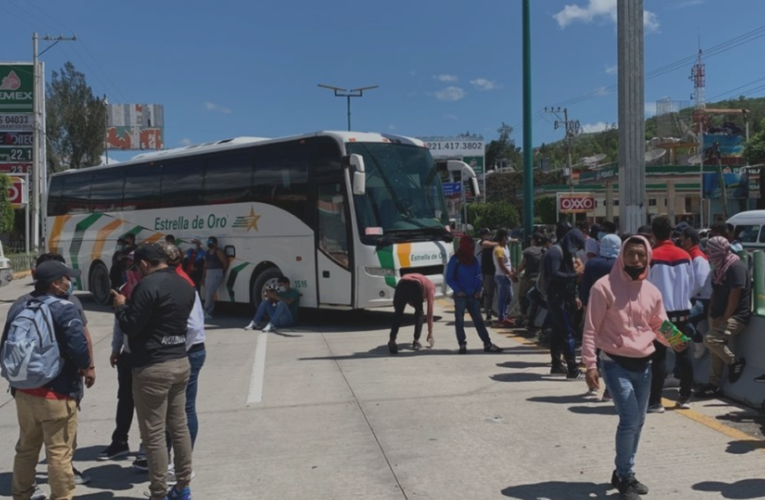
457;235;476;266
706;236;739;285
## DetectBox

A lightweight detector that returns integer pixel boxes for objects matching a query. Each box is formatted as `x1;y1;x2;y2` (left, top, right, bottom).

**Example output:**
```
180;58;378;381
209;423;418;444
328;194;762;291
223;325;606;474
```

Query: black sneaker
412;340;422;351
133;457;148;472
611;471;649;496
566;371;585;381
458;343;467;354
729;358;746;384
97;441;130;461
387;341;398;355
483;343;504;353
694;383;721;399
550;365;568;376
754;373;765;383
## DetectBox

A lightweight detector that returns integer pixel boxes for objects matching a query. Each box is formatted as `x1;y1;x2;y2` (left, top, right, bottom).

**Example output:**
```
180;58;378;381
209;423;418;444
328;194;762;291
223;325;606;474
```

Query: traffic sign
442;182;462;198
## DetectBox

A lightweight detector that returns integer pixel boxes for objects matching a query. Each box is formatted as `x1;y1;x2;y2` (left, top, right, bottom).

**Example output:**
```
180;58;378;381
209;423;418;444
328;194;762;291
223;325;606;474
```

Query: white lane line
246;332;268;406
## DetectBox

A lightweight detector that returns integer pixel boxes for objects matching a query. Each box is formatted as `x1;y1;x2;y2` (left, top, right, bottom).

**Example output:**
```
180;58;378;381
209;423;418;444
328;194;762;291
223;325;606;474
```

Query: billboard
703;167;756;200
558;194;595;213
106;103;164;150
703;134;745;166
0;65;34;113
419;136;485;160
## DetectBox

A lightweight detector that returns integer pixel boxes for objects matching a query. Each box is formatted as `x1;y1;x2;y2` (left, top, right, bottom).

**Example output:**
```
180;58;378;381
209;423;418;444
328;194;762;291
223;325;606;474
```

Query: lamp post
317;84;379;131
522;0;534;246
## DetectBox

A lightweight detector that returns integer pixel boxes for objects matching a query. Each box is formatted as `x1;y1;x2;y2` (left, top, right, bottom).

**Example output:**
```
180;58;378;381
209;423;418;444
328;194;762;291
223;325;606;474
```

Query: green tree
485;123;522;172
0;175;17;233
534;196;557;224
46;62;107;172
745;118;765;165
468;201;520;230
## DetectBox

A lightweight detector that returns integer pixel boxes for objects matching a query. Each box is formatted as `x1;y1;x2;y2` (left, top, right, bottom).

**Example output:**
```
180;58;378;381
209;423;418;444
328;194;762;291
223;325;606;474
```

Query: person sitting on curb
245;276;300;333
446;235;504;354
386;273;436;354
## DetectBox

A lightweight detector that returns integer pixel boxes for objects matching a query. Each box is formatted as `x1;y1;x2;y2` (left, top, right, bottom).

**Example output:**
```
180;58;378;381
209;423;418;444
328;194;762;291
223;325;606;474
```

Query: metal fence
8;253;35;273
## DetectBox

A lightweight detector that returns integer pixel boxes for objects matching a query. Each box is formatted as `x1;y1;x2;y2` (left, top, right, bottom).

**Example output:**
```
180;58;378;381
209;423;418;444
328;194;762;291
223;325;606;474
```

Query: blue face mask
207;240;214;248
598;231;606;241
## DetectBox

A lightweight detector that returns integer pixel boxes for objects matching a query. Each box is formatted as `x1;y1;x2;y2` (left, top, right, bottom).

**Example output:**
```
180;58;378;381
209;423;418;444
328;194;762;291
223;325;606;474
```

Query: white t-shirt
493;245;511;277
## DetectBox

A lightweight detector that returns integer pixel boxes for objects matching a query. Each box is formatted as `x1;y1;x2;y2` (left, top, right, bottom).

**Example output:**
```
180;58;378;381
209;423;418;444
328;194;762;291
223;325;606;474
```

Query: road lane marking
246;332;268;406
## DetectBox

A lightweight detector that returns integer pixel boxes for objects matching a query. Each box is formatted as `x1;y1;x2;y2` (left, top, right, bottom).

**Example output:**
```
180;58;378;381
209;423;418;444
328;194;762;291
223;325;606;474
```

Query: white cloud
554;0;659;32
433;74;458;83
677;0;704;7
645;102;657;117
443;113;459;121
388;124;396;131
581;122;612;133
204;102;232;114
180;138;193;146
605;64;618;75
434;86;466;102
470;78;501;91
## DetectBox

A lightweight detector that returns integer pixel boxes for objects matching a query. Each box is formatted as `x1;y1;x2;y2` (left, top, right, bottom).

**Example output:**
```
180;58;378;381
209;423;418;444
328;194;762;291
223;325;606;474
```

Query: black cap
637;225;653;237
682;226;700;244
673;221;690;235
35;261;81;284
479;228;491;237
133;242;168;265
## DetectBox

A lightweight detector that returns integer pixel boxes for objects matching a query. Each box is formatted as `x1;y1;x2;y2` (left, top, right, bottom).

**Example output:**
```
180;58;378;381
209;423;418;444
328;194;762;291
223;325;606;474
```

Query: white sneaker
262;323;276;333
167;466;196;486
693;341;707;359
647;404;665;414
31;485;47;500
585;388;600;399
244;321;255;331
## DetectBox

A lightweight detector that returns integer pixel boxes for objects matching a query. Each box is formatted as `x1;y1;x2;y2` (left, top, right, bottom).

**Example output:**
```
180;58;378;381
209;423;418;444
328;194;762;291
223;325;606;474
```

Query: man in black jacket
4;261;90;500
112;242;195;500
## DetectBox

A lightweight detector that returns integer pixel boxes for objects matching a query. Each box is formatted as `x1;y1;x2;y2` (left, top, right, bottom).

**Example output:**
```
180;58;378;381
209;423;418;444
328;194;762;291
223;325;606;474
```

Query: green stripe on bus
226;262;250;302
377;246;397;288
120;226;144;240
69;213;104;288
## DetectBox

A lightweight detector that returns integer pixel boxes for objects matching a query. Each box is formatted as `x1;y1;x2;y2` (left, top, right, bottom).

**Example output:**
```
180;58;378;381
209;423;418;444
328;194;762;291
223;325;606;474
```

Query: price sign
0;113;33;131
0;146;32;162
0;163;31;174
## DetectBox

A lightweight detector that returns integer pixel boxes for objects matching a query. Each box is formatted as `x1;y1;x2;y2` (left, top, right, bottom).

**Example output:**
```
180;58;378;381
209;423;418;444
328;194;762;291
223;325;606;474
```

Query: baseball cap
682;226;700;244
35;261;81;284
133;242;168;265
673;221;690;235
637;225;653;237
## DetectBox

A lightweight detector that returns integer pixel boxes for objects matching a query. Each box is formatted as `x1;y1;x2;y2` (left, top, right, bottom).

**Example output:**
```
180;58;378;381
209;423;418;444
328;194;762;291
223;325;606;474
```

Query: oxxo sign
558;194;595;213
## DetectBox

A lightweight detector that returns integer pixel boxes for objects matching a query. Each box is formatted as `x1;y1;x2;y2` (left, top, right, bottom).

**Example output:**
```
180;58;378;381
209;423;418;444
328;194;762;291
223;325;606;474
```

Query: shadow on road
693;479;765;499
725;440;765;455
501;481;614;499
496;361;550;370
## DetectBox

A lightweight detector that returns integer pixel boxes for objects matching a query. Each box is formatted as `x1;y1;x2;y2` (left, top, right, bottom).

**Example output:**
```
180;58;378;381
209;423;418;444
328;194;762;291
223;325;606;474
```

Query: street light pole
522;0;534;246
318;84;379;131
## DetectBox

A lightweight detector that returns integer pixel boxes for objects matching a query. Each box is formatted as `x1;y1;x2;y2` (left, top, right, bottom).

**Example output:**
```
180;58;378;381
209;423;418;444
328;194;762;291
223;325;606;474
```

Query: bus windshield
347;142;449;240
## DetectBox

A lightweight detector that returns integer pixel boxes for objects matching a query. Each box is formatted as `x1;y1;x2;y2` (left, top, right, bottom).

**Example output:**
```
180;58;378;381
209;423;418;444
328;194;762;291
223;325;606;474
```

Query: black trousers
389;280;424;343
649;315;694;405
112;351;135;444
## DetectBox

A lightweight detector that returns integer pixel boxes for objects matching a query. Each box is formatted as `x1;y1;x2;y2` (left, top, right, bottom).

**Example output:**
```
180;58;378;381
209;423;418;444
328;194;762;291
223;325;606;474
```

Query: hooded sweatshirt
581;236;670;371
540;229;586;300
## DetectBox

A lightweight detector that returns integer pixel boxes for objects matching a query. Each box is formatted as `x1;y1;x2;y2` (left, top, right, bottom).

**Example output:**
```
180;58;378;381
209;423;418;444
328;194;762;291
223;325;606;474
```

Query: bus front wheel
251;268;282;309
89;262;111;305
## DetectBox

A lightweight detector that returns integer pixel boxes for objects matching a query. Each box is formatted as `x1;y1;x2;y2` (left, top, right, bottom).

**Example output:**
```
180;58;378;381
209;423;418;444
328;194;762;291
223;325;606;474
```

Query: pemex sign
0;65;34;113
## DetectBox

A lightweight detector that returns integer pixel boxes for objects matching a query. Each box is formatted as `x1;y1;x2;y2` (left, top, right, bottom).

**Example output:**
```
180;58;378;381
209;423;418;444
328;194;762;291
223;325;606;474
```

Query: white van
727;210;765;251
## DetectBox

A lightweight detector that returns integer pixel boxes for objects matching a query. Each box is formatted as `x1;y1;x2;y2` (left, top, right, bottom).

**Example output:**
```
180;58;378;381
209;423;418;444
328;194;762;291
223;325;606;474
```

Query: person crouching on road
112;242;196;500
582;236;687;500
446;235;504;354
386;273;436;354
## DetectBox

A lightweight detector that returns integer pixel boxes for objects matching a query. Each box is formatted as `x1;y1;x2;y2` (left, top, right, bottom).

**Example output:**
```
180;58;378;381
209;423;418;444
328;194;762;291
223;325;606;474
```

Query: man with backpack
1;261;91;500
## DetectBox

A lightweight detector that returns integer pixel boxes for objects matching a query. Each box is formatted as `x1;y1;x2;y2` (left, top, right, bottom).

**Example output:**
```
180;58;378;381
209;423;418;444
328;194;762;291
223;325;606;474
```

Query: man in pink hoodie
582;236;686;500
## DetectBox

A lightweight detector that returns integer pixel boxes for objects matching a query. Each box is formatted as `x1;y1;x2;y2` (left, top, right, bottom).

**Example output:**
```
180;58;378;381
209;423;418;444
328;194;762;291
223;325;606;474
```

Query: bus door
316;181;353;306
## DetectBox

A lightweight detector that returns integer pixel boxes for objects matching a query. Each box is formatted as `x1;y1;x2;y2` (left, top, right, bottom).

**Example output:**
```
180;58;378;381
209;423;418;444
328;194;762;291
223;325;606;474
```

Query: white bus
45;131;461;309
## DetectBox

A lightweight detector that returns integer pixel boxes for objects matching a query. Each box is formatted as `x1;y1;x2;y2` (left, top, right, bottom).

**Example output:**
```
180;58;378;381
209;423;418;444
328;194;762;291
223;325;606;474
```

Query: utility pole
544;107;580;194
317;84;379;131
522;0;534;246
32;32;76;253
617;0;646;234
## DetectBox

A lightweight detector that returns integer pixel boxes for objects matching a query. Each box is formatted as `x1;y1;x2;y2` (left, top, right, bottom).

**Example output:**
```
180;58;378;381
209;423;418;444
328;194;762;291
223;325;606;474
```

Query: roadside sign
442;182;462;198
0;163;31;174
0;146;32;162
0;113;33;131
7;176;27;207
0;131;33;146
0;65;34;113
463;156;484;175
558;194;595;213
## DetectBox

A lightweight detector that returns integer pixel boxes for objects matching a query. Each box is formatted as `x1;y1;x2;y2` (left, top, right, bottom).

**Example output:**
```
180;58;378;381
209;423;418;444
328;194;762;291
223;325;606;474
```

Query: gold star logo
232;206;262;232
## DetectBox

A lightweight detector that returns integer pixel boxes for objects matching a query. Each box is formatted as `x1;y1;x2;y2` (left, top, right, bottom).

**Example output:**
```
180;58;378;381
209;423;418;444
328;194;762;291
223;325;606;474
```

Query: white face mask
278;286;286;292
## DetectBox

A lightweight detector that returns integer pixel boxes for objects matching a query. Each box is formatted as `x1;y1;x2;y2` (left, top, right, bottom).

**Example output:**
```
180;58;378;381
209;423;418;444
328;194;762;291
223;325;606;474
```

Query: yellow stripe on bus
397;242;411;269
143;232;165;244
49;215;72;254
91;219;124;262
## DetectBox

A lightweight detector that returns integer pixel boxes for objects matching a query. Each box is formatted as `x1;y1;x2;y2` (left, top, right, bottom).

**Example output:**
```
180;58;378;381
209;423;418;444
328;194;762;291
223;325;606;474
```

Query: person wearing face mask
110;237;128;290
583;236;686;500
201;236;229;320
2;260;90;500
245;275;300;333
183;236;207;293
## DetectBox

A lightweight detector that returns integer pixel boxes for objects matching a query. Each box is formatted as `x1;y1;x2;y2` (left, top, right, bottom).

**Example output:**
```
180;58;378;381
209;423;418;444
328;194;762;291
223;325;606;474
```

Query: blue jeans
601;358;652;480
454;296;492;346
253;301;294;328
494;275;513;321
186;348;206;448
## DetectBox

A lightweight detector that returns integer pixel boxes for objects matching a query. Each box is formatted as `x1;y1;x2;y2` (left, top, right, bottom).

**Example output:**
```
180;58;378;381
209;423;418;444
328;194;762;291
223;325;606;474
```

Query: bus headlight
364;267;396;277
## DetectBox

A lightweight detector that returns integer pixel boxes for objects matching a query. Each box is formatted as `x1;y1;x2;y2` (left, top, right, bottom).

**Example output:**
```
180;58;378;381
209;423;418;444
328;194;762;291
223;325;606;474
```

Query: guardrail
8;253;35;274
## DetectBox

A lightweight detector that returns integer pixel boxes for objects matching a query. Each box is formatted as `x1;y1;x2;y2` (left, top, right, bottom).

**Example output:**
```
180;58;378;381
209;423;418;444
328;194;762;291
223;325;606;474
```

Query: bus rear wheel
251;268;282;309
89;262;111;305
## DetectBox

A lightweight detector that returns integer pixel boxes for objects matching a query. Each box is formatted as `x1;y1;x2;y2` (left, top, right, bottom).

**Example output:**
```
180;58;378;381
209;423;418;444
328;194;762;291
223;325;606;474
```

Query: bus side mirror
470;177;480;197
352;171;366;195
349;154;366;195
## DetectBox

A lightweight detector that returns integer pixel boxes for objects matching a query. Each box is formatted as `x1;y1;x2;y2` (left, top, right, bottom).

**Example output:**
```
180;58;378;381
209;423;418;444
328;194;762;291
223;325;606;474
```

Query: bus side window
255;143;309;222
91;169;125;213
160;159;204;208
61;172;93;214
203;150;254;205
318;183;349;268
123;165;161;211
47;176;67;216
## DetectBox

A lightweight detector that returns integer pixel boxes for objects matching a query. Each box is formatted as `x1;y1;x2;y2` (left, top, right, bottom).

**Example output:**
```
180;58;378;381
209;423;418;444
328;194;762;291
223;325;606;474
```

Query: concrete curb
12;270;31;280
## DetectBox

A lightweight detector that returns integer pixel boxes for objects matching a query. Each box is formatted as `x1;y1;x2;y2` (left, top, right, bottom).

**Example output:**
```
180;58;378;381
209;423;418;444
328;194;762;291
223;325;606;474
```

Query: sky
1;0;764;162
